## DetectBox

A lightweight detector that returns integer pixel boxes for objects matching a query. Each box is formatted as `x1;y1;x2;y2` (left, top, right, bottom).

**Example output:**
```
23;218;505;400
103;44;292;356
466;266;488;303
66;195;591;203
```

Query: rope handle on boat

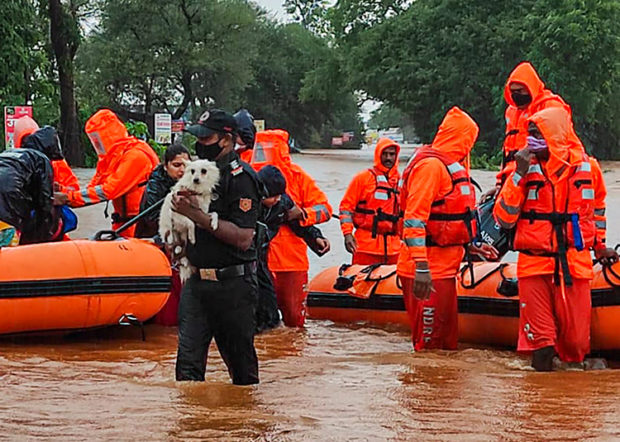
459;262;508;289
599;244;620;288
93;198;165;241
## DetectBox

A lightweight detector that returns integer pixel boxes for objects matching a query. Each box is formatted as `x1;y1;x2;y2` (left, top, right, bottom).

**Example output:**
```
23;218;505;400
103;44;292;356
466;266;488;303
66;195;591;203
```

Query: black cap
185;109;237;138
258;165;286;197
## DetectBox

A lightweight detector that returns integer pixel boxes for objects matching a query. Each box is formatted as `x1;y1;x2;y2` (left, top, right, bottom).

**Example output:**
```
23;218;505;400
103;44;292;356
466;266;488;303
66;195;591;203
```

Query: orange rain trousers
273;271;308;328
401;277;458;351
518;275;591;363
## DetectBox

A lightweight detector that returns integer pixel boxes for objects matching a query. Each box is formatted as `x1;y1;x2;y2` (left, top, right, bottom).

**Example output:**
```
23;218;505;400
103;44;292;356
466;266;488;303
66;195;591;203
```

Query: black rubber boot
532;346;555;372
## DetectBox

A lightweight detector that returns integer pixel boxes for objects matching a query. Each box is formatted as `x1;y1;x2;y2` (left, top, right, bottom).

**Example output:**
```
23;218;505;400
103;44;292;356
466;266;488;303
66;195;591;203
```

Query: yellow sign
254;119;265;132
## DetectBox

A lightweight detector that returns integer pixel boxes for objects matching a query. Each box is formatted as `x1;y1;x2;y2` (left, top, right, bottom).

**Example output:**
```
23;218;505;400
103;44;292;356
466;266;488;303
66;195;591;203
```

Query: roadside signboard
4;106;33;149
331;137;343;147
254;119;265;132
154;113;172;144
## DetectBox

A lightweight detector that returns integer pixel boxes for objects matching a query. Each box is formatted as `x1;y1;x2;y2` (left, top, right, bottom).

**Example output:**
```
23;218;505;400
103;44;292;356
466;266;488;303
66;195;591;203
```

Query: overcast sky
254;0;288;20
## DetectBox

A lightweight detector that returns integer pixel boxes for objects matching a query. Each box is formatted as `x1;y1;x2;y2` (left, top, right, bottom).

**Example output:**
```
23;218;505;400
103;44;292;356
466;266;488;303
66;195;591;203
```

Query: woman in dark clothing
135;144;190;326
135;144;190;238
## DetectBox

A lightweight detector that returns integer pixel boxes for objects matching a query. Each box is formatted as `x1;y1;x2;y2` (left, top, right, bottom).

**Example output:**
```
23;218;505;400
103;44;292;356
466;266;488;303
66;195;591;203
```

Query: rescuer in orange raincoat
481;62;572;203
493;106;618;371
55;109;159;237
339;138;402;265
14;116;80;193
251;129;332;327
397;107;497;350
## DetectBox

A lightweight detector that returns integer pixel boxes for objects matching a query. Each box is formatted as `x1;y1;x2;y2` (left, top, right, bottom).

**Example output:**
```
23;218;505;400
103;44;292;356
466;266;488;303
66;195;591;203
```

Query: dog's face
177;159;220;195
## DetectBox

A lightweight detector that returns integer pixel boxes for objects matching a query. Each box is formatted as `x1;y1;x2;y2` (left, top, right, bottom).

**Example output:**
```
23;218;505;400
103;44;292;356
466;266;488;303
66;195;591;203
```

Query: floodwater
1;148;620;440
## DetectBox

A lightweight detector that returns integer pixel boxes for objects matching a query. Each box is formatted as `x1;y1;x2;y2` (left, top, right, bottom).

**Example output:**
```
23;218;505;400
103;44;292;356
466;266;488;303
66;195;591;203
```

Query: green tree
77;0;259;128
0;0;56;148
48;0;90;165
242;21;362;147
524;0;620;158
343;0;620;158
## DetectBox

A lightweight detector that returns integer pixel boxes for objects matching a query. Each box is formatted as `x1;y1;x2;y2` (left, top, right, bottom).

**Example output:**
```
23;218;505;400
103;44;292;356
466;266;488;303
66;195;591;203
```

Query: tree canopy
342;0;620;158
1;0;618;162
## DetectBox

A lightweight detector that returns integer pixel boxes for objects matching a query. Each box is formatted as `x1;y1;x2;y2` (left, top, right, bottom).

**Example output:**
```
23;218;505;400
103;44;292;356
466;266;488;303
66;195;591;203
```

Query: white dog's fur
159;159;220;282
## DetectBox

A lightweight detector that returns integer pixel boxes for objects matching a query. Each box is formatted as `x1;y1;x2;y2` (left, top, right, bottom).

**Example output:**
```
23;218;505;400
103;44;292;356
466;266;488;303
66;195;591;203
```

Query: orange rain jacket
494;107;606;281
498;62;571;185
251;129;332;272
339;138;402;258
52;160;80;192
397;107;479;279
67;110;159;236
14;116;80;192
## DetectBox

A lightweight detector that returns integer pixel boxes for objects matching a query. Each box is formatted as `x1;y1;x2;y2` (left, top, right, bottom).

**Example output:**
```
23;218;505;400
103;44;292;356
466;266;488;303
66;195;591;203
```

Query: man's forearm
189;209;254;251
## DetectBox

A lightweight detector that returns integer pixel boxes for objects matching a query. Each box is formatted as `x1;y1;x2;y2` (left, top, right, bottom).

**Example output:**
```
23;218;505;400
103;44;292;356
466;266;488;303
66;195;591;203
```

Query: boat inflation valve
118;314;145;341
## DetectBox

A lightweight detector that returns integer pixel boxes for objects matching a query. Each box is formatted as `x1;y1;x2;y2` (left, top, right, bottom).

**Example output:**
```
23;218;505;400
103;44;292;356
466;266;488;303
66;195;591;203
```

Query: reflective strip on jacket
493;107;606;280
67;110;159;235
339;138;402;257
397;107;479;279
252;129;333;271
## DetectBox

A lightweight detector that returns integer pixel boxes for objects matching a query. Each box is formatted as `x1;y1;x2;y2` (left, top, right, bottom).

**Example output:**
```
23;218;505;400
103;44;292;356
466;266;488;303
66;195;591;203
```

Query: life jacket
352;169;401;236
401;147;477;246
513;156;596;284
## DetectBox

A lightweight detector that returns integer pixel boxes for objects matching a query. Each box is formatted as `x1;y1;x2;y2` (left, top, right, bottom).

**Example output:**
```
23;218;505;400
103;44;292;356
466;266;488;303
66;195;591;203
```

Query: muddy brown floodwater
1;147;619;440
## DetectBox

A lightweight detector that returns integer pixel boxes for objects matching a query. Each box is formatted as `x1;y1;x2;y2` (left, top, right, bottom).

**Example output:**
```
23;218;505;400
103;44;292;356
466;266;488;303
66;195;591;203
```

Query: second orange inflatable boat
307;262;620;351
0;238;171;335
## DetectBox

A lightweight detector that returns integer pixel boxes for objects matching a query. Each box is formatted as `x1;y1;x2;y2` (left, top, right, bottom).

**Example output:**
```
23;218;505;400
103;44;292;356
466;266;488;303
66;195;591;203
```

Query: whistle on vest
571;213;584;251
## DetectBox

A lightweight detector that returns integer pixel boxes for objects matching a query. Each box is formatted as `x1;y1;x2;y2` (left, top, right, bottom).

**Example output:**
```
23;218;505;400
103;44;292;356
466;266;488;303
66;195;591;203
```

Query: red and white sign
171;119;185;133
331;137;343;147
4;106;33;149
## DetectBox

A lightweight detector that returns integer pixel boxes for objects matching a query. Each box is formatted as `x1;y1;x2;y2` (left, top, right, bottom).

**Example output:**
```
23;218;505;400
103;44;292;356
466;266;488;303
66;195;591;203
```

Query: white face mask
88;132;106;155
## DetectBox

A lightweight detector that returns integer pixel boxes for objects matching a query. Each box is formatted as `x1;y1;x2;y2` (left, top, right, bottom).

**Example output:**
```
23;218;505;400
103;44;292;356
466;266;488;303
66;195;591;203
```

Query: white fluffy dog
159;159;220;282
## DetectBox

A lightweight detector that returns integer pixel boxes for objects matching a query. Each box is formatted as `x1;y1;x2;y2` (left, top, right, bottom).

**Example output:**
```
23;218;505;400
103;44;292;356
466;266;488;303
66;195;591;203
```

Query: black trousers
256;259;281;333
175;272;259;385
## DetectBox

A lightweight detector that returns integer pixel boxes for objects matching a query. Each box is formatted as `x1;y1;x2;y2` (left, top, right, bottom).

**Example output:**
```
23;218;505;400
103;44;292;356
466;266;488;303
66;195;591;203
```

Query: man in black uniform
173;109;262;385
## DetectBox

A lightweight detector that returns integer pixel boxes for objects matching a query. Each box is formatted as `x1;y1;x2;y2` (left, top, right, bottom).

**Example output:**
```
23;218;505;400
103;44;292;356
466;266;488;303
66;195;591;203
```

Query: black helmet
233;108;256;148
22;126;64;161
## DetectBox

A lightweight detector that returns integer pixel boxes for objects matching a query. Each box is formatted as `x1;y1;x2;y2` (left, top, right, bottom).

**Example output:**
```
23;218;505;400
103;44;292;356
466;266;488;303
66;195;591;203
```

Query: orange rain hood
85;109;130;157
430;106;479;165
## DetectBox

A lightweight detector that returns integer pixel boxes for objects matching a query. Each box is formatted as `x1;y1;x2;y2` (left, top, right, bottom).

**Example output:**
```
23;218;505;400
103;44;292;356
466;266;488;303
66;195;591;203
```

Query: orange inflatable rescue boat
307;262;620;351
0;238;171;335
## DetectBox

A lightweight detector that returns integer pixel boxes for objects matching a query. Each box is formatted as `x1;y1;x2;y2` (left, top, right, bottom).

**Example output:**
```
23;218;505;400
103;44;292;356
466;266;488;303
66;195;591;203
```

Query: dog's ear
182;158;192;166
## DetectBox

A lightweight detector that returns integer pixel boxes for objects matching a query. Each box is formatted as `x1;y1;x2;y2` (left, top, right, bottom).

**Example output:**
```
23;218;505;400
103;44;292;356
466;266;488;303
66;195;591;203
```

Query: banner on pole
4;106;33;149
154;113;172;144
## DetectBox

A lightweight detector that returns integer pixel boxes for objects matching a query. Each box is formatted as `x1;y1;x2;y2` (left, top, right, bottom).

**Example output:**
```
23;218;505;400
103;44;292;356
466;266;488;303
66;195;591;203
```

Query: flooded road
2;148;620;440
